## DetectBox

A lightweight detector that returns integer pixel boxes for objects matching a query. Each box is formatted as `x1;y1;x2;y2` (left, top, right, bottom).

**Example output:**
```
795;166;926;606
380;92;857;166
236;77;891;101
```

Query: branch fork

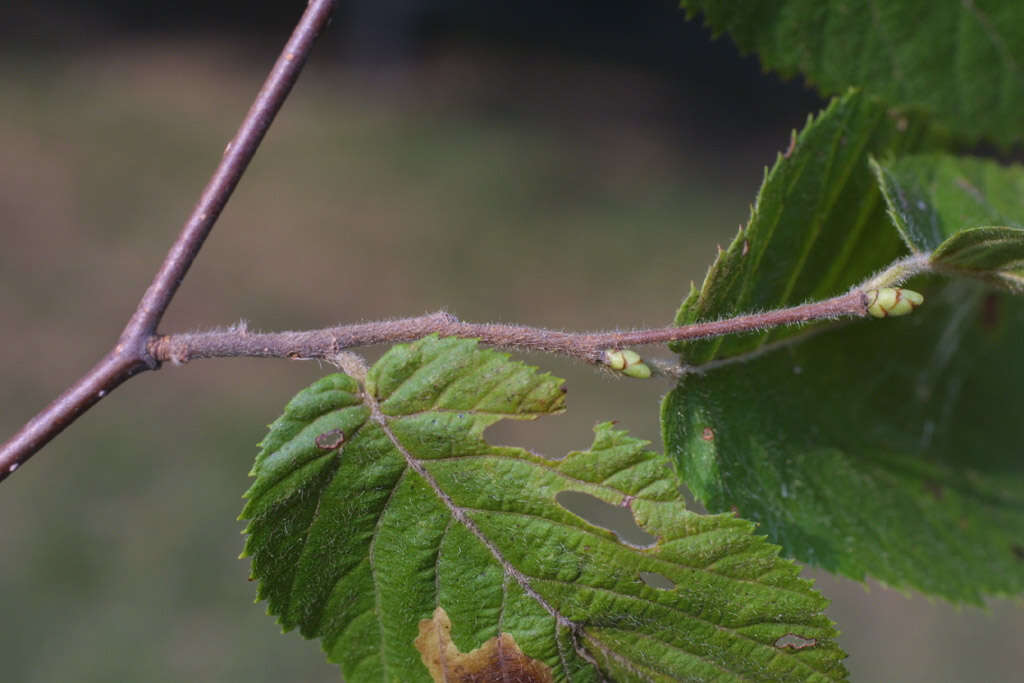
0;0;929;482
0;0;340;482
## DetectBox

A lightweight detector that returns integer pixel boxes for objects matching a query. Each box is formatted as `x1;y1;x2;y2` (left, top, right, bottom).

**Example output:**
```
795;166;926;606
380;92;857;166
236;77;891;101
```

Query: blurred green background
1;2;1021;681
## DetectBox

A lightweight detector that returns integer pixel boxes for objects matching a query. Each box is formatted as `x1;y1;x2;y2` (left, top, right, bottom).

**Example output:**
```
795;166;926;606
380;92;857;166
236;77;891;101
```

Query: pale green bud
865;288;924;318
602;349;651;379
603;349;628;370
622;361;652;379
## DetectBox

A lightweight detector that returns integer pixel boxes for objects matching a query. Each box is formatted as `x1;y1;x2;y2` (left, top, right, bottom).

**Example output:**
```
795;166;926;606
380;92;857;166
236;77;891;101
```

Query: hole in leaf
638;571;675;590
315;428;345;450
774;633;817;650
555;490;657;548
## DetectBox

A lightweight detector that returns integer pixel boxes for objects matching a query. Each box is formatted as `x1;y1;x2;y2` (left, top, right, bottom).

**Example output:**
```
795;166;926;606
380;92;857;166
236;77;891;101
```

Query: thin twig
149;290;870;366
861;252;931;290
0;0;337;483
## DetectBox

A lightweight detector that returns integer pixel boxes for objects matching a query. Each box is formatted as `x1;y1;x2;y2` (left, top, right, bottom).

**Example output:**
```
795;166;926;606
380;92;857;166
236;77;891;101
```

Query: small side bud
623;362;652;379
865;288;924;318
602;349;651;379
604;349;628;370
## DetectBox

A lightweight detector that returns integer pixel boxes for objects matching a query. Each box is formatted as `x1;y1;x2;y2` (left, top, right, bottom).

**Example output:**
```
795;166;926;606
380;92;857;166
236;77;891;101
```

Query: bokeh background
1;2;1020;681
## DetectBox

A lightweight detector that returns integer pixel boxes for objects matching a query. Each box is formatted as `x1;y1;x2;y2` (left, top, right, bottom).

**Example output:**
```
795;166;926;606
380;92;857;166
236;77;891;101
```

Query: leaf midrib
364;382;601;681
365;384;805;681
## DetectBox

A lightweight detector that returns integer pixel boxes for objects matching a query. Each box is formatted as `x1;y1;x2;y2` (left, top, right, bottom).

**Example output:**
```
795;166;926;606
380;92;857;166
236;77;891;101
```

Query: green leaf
242;336;847;681
673;89;927;365
663;280;1024;603
873;154;1024;289
680;0;1024;145
664;98;1024;602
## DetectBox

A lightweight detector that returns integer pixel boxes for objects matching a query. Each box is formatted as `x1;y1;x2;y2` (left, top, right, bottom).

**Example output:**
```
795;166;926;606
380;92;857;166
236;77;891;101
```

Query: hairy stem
0;0;337;483
149;290;870;366
862;252;931;290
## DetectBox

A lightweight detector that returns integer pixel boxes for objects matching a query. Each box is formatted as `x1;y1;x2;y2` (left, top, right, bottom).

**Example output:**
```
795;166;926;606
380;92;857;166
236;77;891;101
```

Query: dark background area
1;2;1020;681
6;0;824;134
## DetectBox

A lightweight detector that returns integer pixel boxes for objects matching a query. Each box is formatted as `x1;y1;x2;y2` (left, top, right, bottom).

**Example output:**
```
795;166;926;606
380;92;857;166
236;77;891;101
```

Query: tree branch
148;290;871;367
0;0;337;483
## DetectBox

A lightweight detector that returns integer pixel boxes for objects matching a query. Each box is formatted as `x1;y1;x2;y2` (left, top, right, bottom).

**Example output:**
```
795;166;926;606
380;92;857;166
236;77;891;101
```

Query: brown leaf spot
741;240;750;256
925;480;943;501
774;633;818;651
981;293;1001;331
315;428;345;450
702;427;714;441
416;607;554;683
1012;544;1024;561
